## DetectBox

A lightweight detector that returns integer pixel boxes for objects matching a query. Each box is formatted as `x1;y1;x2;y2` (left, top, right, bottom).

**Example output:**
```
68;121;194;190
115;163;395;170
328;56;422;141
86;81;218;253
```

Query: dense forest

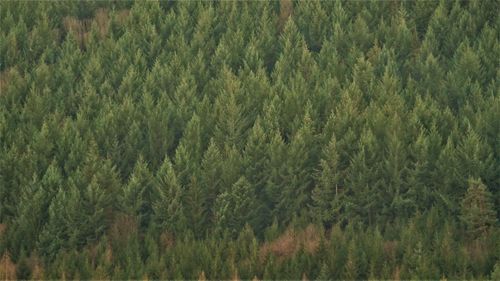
0;0;499;280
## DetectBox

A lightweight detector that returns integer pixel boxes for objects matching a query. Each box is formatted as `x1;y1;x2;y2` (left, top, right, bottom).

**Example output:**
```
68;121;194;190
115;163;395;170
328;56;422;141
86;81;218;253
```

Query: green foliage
460;178;497;239
152;156;186;234
214;177;257;237
0;0;498;278
312;134;342;226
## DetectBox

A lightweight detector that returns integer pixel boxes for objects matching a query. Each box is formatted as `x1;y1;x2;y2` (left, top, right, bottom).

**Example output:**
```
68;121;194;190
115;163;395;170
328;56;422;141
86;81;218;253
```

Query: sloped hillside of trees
0;0;499;279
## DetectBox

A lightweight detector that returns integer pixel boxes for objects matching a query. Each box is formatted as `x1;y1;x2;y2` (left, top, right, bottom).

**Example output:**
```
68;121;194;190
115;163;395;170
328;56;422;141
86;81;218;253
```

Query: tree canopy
0;0;498;279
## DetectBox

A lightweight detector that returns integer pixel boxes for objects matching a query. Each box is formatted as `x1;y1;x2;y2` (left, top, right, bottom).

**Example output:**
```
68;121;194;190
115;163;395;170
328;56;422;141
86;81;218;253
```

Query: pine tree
407;130;435;211
281;112;317;223
185;175;208;238
152;156;186;234
294;0;327;52
460;178;497;239
243;119;271;231
349;14;372;52
253;2;277;71
477;24;499;84
78;176;109;246
434;137;460;213
413;0;439;37
351;56;375;101
220;145;243;195
264;130;287;222
456;127;495;191
382;117;413;221
120;156;154;229
447;42;483;111
214;177;257;237
311;134;343;226
199;139;223;224
239;66;271;122
7;162;62;258
345;129;382;225
37;183;80;261
273;18;315;88
213;67;248;148
342;240;359;280
174;114;202;188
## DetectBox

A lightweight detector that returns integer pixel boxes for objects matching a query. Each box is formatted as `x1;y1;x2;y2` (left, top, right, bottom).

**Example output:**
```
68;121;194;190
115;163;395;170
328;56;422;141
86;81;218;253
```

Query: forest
0;0;499;280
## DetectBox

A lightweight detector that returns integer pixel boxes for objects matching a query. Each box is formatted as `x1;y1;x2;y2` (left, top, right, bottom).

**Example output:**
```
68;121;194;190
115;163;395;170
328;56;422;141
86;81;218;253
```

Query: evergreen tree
214;177;258;237
185;175;208;238
311;134;343;226
120;156;154;229
243;119;271;231
460;178;497;239
294;0;327;52
342;240;359;280
152;156;186;234
275;112;316;224
37;183;80;261
213;67;248;148
345;129;381;225
78;176;109;246
199;139;223;224
174;114;202;188
7;162;62;258
0;1;498;278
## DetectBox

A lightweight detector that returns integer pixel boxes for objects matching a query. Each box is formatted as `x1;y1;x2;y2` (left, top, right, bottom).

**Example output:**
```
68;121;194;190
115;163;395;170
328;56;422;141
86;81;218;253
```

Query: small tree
460;178;497;239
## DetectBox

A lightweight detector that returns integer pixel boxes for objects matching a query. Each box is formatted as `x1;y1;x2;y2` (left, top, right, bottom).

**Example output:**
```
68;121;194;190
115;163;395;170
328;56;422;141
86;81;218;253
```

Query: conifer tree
7;162;62;258
382;118;413;220
243;119;271;231
346;128;384;225
78;176;109;246
460;178;497;239
120;156;154;229
37;183;80;261
174;114;202;188
153;156;186;234
273;18;313;87
294;0;327;52
213;68;247;148
274;112;317;224
407;130;435;211
185;175;208;238
215;177;257;237
456;127;495;190
312;134;343;226
199;139;223;224
342;240;359;280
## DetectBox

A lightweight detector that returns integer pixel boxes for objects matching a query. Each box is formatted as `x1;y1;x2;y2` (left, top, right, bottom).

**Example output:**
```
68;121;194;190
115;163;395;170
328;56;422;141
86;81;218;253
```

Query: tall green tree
214;177;258;237
120;156;154;229
312;134;343;226
152;156;186;234
460;178;497;239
